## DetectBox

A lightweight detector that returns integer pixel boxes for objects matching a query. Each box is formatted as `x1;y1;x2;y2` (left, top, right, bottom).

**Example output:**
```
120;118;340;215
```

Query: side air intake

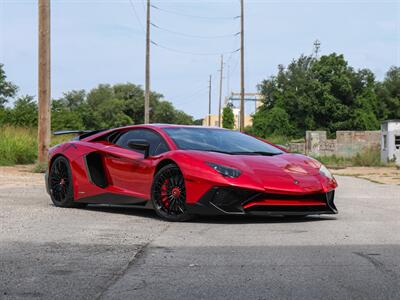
85;152;108;188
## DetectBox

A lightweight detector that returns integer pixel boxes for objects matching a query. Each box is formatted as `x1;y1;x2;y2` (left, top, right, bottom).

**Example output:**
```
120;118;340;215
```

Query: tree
0;78;196;129
85;83;194;127
51;99;84;130
193;119;203;126
376;67;400;120
60;90;86;111
256;53;392;137
252;106;292;137
222;105;235;129
0;64;18;107
0;107;10;126
9;95;38;127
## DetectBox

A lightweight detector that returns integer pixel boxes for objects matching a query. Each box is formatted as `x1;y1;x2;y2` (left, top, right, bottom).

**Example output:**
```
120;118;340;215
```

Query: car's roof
117;124;228;130
81;124;228;142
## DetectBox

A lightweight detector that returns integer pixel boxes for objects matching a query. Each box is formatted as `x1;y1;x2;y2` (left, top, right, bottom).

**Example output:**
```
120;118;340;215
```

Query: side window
115;129;169;156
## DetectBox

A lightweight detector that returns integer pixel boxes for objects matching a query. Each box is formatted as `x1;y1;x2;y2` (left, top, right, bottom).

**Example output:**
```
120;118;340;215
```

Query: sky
0;0;399;119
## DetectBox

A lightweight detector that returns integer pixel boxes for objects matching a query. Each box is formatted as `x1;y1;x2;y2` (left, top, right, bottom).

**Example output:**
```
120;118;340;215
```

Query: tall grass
0;126;73;166
0;126;37;165
315;147;384;168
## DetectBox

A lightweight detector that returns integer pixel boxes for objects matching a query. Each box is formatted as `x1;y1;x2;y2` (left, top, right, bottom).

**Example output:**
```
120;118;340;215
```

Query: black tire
151;164;193;222
48;156;85;208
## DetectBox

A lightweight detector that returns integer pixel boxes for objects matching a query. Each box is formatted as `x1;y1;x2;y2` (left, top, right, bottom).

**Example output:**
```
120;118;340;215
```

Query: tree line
1;53;399;136
0;64;200;130
249;53;399;138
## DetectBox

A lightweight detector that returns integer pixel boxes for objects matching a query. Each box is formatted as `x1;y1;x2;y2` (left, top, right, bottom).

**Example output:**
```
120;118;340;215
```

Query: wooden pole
218;55;224;127
38;0;51;165
144;0;150;123
240;0;245;131
208;75;212;126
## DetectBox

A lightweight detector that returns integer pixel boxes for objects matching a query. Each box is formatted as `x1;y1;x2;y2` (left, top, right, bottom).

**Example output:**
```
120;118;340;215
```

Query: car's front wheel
48;156;85;208
151;164;193;222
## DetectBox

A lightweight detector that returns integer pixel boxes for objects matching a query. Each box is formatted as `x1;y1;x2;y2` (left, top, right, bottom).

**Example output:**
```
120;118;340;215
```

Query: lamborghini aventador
46;125;338;221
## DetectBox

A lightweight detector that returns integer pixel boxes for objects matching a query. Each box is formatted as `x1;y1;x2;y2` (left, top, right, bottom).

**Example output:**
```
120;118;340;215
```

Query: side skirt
77;192;149;206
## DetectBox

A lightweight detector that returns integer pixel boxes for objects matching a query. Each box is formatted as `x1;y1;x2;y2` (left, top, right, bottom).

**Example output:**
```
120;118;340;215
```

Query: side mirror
127;139;150;158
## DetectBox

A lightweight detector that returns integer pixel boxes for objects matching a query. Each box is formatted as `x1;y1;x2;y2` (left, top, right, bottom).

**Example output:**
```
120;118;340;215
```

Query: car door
104;129;169;199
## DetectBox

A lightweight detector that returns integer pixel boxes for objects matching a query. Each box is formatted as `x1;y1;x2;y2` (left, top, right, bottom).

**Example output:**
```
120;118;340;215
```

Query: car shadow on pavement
80;204;337;224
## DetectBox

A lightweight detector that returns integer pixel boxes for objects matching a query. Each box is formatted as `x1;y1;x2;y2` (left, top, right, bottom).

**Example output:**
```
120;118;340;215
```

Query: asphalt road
1;176;399;300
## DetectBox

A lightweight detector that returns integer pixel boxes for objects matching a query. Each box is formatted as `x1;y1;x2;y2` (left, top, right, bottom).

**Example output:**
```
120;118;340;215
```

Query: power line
128;0;145;33
151;41;240;56
151;4;239;20
172;87;209;106
168;80;210;100
151;23;240;40
140;0;146;12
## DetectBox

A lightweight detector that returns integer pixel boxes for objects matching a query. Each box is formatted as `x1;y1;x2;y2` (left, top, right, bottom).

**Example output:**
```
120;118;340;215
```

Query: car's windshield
163;127;283;155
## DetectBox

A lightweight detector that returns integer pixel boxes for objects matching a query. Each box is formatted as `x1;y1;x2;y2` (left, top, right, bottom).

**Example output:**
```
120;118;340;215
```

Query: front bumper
187;187;337;216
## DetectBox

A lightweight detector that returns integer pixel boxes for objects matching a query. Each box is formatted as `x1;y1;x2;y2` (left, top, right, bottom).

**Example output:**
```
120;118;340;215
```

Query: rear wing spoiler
53;129;105;140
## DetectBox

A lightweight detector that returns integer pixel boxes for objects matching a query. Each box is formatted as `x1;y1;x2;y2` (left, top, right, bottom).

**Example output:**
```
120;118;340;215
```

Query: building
202;92;262;130
202;110;253;130
381;120;400;165
202;114;220;127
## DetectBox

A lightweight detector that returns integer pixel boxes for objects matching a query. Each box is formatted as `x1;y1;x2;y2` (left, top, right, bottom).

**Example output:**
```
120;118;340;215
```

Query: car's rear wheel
151;164;193;222
49;156;85;208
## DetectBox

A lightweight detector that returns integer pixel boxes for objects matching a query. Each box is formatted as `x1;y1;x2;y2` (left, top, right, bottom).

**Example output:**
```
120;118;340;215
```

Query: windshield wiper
230;151;282;156
196;149;233;155
191;149;282;156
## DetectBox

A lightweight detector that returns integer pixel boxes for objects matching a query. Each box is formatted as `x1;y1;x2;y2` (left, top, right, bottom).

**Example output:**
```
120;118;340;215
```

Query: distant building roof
381;119;400;124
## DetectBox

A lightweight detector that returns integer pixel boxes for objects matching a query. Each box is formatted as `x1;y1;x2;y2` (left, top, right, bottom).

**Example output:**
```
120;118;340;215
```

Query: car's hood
182;150;329;194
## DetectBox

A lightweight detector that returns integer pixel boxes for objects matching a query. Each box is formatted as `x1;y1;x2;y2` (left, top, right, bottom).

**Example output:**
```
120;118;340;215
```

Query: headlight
206;162;241;178
319;164;333;179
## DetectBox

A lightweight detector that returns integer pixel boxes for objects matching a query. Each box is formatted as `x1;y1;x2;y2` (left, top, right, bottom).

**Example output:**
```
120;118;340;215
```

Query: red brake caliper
160;179;170;208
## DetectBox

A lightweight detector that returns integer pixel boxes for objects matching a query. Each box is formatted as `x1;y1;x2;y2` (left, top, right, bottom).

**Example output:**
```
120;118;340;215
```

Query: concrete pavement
1;176;399;299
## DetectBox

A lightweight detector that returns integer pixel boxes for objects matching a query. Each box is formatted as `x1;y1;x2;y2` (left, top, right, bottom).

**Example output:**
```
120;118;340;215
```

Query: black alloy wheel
49;156;85;208
152;164;193;221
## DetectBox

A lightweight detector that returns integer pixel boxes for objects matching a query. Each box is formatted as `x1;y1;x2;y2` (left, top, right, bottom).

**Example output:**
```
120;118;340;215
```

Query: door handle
105;153;140;166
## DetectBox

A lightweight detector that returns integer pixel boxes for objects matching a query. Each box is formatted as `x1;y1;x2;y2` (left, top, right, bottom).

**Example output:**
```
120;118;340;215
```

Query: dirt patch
332;166;400;185
0;165;44;189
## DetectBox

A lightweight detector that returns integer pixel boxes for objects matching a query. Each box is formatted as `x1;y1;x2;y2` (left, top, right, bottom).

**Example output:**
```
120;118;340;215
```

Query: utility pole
226;64;230;104
38;0;51;166
218;55;224;127
240;0;245;131
208;75;212;126
144;0;150;124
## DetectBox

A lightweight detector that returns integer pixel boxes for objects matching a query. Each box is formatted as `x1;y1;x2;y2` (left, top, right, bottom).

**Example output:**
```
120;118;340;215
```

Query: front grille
210;188;256;213
206;187;336;215
246;205;328;212
243;192;327;204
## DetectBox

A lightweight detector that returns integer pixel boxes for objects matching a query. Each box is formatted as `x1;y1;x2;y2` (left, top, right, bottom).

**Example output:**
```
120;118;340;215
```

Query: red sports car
46;125;338;221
